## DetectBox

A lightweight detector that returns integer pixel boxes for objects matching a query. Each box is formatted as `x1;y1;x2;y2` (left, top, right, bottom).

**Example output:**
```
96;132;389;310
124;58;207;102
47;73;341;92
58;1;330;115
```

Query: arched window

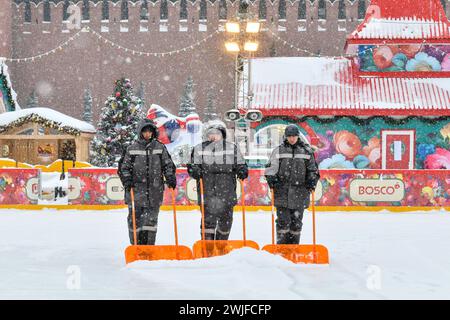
121;0;129;21
82;0;90;21
141;0;149;20
318;0;326;20
298;0;306;20
43;0;51;22
24;0;31;22
102;0;109;20
199;0;207;20
219;0;227;20
358;0;366;20
278;0;286;20
160;0;168;20
259;0;266;20
338;0;346;20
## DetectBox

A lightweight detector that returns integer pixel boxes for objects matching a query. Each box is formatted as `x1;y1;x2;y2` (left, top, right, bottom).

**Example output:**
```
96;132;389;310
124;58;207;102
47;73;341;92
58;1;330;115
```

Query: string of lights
2;28;85;63
1;27;221;62
1;25;448;63
88;27;221;57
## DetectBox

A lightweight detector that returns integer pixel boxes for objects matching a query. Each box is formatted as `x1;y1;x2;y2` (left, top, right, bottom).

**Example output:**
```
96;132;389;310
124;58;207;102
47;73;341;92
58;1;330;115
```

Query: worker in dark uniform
188;123;248;241
120;118;177;245
265;124;320;244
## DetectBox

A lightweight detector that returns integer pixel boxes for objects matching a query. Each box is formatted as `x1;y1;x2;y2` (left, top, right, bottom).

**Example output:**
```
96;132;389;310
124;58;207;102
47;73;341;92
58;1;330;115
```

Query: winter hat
285;125;300;137
203;121;227;140
137;118;159;139
206;127;222;136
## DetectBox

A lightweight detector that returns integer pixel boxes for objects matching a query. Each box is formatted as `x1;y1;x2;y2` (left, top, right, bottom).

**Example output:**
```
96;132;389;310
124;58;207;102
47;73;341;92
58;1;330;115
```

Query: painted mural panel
0;168;448;208
257;117;450;170
0;169;40;204
311;117;450;170
68;168;121;205
358;45;450;72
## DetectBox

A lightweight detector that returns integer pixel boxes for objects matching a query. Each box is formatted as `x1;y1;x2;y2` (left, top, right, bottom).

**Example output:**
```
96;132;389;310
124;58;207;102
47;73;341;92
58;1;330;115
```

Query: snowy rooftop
348;0;450;41
0;107;96;133
244;57;450;116
351;18;450;40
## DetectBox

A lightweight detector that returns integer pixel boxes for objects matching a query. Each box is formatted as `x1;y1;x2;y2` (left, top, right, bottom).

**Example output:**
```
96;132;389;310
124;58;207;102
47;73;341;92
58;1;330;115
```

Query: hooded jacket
265;138;320;209
187;123;248;208
121;119;176;207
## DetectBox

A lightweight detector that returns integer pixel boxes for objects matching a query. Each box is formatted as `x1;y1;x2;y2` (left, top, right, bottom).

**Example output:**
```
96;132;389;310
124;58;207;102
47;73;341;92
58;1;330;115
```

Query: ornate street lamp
223;3;263;155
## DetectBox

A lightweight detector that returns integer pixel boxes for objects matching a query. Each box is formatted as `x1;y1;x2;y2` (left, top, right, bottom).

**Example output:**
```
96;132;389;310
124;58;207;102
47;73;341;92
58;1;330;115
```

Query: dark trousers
201;201;234;241
276;207;304;244
127;206;159;245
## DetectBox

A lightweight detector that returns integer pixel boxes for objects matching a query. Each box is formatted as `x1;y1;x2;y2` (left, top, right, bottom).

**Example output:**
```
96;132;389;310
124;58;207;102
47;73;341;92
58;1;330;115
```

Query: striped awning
347;0;450;42
245;57;450;116
349;18;450;41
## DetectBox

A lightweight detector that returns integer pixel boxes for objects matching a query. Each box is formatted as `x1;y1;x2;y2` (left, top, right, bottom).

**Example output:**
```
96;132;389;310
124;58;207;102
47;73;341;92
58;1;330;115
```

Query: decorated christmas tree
90;78;144;167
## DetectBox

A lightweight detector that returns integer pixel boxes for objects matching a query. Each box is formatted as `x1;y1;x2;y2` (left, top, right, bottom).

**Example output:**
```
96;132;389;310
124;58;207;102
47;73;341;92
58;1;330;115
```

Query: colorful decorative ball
115;92;121;98
373;46;394;70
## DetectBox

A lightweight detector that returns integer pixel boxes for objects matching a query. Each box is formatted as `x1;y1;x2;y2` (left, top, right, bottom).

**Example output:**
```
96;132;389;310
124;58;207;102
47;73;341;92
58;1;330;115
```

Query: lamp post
224;7;261;153
224;18;260;111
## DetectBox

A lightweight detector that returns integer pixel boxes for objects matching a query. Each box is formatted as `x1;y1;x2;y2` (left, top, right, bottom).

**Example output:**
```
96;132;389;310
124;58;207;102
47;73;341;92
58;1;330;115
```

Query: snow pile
0;209;449;299
248;57;345;86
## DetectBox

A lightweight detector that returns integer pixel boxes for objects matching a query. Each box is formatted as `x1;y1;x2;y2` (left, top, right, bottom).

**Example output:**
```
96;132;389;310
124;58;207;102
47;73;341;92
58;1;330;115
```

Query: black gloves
189;167;202;180
306;182;317;193
123;179;134;191
166;176;177;189
266;175;280;189
237;168;248;180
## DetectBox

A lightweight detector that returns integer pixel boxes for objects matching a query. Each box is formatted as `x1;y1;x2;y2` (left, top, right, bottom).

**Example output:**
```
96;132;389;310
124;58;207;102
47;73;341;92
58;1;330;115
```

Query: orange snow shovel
262;189;329;264
125;188;193;264
192;179;259;258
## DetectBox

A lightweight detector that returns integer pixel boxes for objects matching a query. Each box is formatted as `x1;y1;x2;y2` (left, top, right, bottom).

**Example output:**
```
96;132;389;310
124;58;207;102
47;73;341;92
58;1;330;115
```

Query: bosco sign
349;179;405;202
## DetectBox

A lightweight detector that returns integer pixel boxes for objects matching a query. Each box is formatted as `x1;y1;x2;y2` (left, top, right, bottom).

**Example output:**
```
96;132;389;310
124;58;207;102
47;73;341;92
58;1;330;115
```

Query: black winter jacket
121;119;176;207
265;139;320;209
187;139;248;208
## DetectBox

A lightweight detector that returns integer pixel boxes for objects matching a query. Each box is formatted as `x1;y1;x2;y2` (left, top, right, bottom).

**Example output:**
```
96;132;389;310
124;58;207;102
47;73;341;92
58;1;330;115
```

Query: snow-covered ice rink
0;208;449;300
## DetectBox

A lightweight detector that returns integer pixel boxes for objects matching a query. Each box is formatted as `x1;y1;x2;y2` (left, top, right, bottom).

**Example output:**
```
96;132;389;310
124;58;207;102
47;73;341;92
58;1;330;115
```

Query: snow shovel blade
262;244;329;264
125;245;193;264
192;240;260;259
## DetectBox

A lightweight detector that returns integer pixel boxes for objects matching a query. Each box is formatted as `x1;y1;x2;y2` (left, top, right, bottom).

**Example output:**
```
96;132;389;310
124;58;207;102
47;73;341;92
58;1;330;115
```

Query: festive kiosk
0;107;95;165
238;0;450;208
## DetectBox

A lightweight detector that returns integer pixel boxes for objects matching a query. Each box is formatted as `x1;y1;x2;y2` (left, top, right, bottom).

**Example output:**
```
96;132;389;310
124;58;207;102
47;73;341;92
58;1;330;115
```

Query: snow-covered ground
0;208;449;300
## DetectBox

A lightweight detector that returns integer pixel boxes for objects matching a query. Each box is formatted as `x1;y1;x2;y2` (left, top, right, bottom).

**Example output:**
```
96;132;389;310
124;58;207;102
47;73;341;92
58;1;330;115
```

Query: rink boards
0;167;449;211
